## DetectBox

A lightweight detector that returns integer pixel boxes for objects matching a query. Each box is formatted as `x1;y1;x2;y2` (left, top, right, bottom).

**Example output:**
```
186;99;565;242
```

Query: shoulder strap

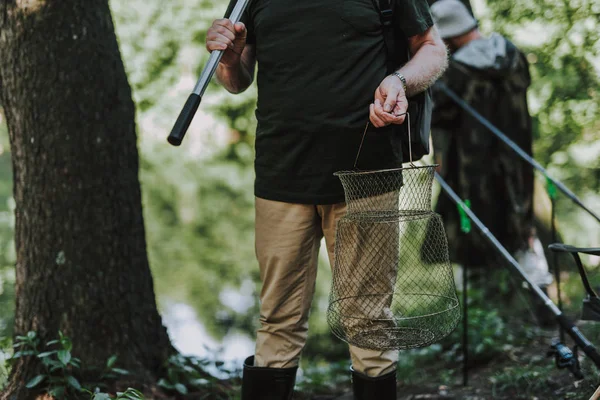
378;0;394;23
375;0;397;73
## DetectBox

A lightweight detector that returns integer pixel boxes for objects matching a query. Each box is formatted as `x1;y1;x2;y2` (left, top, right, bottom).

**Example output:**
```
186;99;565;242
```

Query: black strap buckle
381;8;393;25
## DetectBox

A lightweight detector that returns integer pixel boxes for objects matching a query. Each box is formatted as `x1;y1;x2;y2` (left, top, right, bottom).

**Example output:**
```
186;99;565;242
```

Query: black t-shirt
225;0;433;204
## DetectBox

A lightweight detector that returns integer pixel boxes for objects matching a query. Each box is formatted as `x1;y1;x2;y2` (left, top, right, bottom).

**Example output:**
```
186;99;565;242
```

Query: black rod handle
167;93;202;146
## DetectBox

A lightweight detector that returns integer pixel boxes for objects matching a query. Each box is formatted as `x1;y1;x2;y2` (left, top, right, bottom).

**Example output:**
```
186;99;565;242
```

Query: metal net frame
327;165;460;350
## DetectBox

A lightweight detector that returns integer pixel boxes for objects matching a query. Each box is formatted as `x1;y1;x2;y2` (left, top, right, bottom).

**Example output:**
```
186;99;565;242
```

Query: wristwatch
392;72;407;92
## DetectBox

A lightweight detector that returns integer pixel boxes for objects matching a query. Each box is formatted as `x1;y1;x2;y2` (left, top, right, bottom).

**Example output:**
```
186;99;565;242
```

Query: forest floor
21;323;598;400
294;325;600;400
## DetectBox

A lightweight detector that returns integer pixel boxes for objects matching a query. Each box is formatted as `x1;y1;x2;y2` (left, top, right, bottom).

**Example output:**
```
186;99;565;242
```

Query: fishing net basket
327;165;460;350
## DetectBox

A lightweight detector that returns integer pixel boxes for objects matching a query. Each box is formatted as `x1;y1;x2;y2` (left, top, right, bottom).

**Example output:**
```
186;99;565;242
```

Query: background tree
0;0;173;397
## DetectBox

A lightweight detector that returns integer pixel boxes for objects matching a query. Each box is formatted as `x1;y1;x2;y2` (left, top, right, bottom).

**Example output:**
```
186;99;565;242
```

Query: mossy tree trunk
0;0;174;397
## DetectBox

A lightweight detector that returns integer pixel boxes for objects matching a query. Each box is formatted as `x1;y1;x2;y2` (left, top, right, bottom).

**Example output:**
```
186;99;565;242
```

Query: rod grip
167;93;202;146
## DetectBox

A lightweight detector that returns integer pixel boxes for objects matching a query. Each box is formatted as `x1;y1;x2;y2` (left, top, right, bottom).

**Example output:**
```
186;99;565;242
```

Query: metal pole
462;262;468;386
167;0;252;146
435;172;600;369
551;191;565;343
192;0;250;97
437;82;600;224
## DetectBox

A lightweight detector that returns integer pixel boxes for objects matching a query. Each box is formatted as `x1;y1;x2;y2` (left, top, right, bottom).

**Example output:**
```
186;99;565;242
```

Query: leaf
92;394;111;400
190;378;210;387
66;375;82;391
46;360;64;371
124;388;144;399
12;350;35;359
49;386;65;399
57;350;71;366
174;383;188;395
27;331;36;340
46;339;60;346
111;368;130;375
41;357;54;366
157;378;174;390
37;350;58;358
61;337;73;352
25;374;45;388
106;354;118;368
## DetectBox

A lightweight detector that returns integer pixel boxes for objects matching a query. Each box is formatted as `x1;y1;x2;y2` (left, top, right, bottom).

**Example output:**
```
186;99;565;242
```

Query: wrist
219;58;241;70
218;50;243;69
391;72;408;93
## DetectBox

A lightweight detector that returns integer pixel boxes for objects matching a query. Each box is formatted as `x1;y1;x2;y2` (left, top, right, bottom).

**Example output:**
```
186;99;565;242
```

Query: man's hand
206;19;247;67
370;75;408;128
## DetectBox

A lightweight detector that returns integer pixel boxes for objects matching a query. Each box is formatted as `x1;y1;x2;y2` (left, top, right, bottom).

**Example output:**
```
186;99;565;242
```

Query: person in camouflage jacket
430;0;553;290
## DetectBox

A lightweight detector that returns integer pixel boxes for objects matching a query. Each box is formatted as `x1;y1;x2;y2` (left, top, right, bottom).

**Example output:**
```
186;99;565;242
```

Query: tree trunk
0;0;174;397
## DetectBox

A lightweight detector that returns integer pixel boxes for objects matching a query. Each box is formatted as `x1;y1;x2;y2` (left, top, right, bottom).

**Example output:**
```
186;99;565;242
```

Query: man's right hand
206;19;247;67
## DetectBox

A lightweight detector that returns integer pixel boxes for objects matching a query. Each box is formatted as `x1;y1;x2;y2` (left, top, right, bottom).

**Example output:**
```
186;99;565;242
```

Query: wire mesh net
327;165;460;350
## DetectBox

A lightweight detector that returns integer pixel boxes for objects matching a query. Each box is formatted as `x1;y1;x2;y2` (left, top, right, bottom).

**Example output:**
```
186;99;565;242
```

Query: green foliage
0;151;15;342
490;364;555;398
157;354;235;398
109;0;263;340
10;331;135;399
295;360;350;395
445;307;512;362
88;388;144;400
141;147;259;338
12;331;83;397
477;0;600;247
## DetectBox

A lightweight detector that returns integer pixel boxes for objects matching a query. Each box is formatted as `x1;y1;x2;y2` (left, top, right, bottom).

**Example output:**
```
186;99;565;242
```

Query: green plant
87;387;144;400
157;354;230;396
97;355;131;384
11;331;135;399
11;331;83;398
489;364;554;398
295;360;350;395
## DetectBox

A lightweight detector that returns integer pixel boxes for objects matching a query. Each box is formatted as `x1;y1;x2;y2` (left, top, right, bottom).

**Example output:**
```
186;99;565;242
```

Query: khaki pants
254;197;398;377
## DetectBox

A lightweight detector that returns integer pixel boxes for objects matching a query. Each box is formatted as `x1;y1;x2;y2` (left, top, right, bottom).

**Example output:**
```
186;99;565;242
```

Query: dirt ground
300;331;600;400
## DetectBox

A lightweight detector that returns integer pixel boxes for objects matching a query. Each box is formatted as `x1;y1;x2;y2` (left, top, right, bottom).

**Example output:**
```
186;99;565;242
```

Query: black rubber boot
241;356;298;400
351;368;397;400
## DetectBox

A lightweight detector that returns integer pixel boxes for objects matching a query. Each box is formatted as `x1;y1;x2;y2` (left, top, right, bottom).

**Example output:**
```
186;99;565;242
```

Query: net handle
354;112;413;169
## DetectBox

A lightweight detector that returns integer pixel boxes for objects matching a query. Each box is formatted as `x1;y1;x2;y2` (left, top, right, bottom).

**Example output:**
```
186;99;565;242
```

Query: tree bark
0;0;174;397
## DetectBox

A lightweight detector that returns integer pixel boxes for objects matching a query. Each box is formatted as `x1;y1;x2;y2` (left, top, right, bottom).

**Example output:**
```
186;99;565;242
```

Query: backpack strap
375;0;397;73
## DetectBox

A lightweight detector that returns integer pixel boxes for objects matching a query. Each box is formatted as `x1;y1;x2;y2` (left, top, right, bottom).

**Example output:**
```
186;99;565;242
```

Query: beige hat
431;0;478;39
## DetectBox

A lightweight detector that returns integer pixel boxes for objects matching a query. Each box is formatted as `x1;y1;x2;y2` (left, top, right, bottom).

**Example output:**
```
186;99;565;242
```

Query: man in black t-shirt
207;1;447;398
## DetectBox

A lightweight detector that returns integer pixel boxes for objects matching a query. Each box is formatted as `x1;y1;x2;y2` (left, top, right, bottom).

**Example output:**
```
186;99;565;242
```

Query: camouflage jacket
431;33;534;265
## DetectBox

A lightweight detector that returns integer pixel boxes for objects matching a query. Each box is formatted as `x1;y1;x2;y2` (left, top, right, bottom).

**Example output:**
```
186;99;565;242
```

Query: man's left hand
370;75;408;128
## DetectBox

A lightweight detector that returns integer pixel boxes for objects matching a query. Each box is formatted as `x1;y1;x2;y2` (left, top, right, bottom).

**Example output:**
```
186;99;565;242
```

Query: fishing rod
436;82;600;225
435;172;600;377
167;0;252;146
